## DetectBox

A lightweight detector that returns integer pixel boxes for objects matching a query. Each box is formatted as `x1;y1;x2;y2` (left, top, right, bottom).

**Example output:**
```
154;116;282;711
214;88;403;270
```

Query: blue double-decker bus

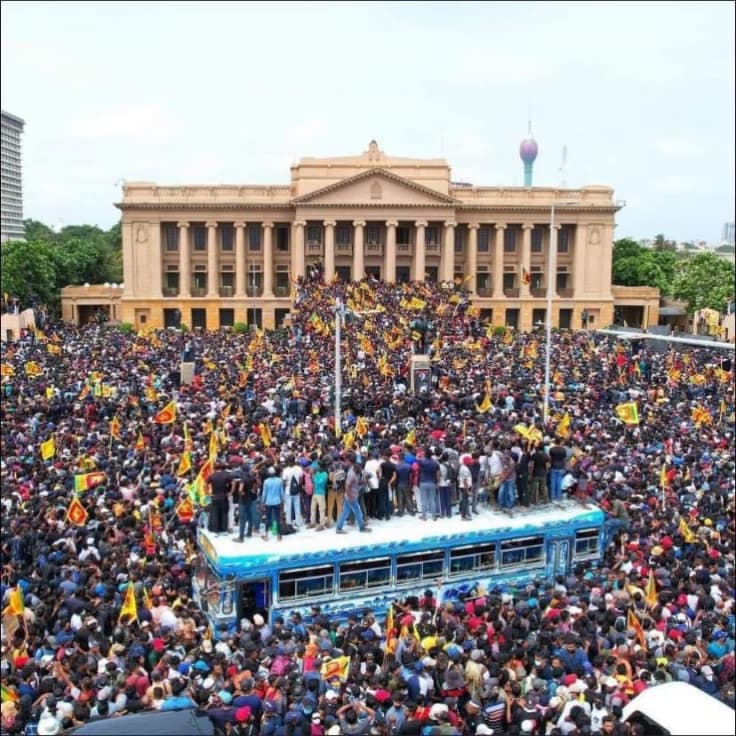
193;500;611;634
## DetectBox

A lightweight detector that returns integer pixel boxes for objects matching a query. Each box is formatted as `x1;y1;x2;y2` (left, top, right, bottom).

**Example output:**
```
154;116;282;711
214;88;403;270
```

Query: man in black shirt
233;463;258;542
529;445;550;505
548;441;568;502
207;461;233;535
377;451;397;521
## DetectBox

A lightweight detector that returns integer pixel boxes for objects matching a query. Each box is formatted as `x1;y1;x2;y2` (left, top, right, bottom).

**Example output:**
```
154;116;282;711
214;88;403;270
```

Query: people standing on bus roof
261;465;284;542
336;454;372;535
282;455;305;530
207;459;233;536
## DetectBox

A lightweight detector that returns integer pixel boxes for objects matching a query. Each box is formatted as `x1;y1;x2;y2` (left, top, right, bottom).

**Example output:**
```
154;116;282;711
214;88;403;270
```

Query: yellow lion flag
40;437;56;461
118;582;138;624
321;655;351;682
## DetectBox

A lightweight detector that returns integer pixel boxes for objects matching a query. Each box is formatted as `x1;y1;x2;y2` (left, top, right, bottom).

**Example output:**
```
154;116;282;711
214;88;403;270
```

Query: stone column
466;223;479;294
521;223;533;297
548;224;561;299
384;220;398;283
206;222;218;297
149;223;163;298
494;224;506;296
573;224;587;297
442;221;456;283
234;222;246;297
352;220;365;281
324;220;336;282
178;222;191;297
413;221;427;282
263;223;274;297
292;220;306;281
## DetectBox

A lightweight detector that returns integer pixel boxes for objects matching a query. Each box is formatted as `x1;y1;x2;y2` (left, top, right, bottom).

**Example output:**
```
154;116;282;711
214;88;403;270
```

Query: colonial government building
95;139;657;332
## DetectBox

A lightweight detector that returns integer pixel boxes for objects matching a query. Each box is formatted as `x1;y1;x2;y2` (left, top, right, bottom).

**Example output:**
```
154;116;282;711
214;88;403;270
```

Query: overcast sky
2;1;734;242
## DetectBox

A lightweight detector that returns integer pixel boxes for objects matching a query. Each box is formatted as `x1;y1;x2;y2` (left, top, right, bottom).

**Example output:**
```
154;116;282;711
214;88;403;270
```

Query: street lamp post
334;299;345;438
542;201;578;425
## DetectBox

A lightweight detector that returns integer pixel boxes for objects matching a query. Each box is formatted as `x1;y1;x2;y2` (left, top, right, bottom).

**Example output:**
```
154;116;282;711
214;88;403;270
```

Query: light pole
334;299;345;438
542;200;578;424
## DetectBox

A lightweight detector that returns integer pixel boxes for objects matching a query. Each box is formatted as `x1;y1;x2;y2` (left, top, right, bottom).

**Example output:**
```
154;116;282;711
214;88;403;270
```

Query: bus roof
621;681;735;735
198;500;605;577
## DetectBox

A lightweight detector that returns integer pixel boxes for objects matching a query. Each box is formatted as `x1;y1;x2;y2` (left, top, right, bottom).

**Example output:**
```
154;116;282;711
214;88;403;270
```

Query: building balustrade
274;286;290;297
396;243;412;254
336;242;353;253
162;287;179;297
504;287;520;298
558;287;574;298
306;241;323;254
530;287;546;298
476;288;493;297
191;287;206;297
365;242;383;254
425;242;440;253
219;285;234;297
246;285;263;297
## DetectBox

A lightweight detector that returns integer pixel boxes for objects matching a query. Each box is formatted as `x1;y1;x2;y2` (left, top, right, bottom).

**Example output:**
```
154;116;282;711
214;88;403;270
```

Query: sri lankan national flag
1;685;19;704
135;432;146;452
627;609;646;648
557;412;571;438
258;422;272;447
476;394;492;414
355;417;369;438
74;472;106;492
66;496;89;526
320;655;351;682
110;416;121;440
645;569;657;609
0;364;15;377
177;451;192;477
153;400;177;424
118;582;138;624
40;437;56;461
175;496;195;523
615;402;639;426
520;266;531;286
3;586;24;616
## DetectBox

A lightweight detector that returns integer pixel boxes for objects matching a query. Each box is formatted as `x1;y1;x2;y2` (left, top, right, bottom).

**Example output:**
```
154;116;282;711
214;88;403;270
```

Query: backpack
447;460;459;487
289;473;302;496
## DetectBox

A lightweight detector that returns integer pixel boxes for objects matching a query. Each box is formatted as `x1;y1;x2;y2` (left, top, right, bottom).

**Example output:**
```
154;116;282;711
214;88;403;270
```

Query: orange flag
627;609;646;649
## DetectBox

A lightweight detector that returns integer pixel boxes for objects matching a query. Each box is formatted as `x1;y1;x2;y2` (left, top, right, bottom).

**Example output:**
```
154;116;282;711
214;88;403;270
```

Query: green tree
23;219;58;243
672;252;735;313
0;240;58;306
612;238;677;294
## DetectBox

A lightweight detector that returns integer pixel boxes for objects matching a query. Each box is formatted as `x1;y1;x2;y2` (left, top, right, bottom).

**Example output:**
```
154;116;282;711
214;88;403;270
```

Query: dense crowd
0;277;734;736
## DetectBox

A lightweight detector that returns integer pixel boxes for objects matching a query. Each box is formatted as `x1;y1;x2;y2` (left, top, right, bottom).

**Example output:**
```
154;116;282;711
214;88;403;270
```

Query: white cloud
70;105;181;142
654;137;704;157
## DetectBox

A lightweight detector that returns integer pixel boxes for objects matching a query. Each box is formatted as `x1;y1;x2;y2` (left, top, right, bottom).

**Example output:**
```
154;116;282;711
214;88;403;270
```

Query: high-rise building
722;221;735;246
1;110;25;243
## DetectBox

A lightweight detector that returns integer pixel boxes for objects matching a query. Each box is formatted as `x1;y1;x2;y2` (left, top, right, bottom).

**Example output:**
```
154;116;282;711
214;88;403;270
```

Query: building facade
1;110;25;243
117;141;625;331
722;221;735;247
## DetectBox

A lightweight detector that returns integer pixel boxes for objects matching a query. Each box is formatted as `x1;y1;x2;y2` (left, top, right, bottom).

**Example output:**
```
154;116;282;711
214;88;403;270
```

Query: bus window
449;543;497;575
278;566;334;602
396;551;445;583
574;529;599;559
500;536;544;568
338;558;391;593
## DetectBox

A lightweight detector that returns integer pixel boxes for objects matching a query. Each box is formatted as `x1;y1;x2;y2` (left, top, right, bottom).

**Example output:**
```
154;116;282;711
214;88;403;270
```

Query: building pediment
290;169;459;207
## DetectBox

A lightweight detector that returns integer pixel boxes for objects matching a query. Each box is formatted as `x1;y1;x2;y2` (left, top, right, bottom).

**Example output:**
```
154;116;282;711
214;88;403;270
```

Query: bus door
546;537;571;579
239;579;271;622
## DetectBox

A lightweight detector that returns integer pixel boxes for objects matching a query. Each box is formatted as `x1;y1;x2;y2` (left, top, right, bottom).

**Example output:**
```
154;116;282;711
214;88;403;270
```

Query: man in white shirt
363;452;382;519
282;457;305;528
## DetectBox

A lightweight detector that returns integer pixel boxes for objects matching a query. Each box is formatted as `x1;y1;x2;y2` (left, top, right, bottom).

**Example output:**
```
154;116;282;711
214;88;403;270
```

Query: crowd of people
0;276;734;736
